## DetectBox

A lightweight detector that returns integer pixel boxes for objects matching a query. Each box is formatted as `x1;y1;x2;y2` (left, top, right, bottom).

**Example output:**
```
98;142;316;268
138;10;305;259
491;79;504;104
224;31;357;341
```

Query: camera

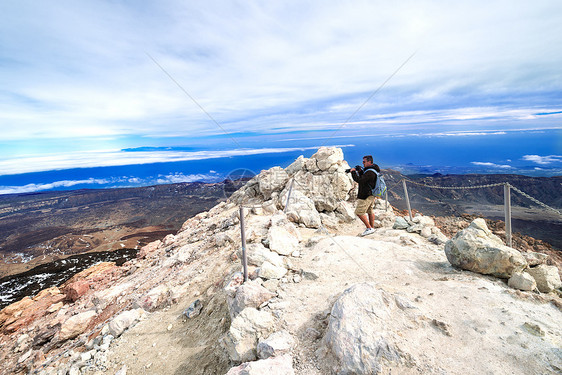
345;165;363;173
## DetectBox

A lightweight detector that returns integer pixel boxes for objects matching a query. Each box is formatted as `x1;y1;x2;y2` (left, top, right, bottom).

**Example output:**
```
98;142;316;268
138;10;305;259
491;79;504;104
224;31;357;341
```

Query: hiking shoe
361;228;375;237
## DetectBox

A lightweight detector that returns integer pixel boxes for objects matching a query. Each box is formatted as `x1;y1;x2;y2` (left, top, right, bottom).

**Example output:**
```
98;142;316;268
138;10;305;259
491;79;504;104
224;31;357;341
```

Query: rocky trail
0;147;560;375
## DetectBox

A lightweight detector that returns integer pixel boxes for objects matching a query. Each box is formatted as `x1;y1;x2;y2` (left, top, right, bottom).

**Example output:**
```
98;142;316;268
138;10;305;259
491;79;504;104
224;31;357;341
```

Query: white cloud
522;155;562;165
0;146;348;176
471;162;512;169
156;173;217;184
1;0;562;148
0;178;110;195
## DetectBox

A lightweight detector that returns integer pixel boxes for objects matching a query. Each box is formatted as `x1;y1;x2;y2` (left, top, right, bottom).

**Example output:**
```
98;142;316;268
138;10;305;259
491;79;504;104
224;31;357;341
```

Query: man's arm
350;168;363;183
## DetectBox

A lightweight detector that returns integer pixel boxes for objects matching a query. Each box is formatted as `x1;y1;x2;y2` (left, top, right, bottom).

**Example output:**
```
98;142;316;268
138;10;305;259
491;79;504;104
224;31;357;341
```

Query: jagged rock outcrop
229;147;354;228
444;218;527;278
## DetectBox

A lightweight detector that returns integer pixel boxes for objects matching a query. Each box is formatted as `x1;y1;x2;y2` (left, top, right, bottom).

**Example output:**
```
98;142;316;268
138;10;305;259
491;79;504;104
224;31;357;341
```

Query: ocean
0;129;560;195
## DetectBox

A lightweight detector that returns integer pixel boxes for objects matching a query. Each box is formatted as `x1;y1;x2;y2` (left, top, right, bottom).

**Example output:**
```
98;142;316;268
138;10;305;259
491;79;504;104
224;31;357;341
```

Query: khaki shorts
355;195;376;215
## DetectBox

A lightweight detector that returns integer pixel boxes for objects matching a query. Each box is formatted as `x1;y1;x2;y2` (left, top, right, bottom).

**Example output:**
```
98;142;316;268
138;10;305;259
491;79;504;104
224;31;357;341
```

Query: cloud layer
1;1;561;173
0;145;336;175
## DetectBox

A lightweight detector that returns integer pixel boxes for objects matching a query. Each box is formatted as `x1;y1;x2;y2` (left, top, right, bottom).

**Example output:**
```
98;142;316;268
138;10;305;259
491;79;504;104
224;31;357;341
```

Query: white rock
280;189;321;228
257;330;296;359
522;252;549;267
221;308;276;363
258;167;289;200
259;261;288;280
245;243;285;268
335;201;356;223
285;155;308;176
508;272;537;291
108;308;145;338
59;310;98;341
228;281;276;319
262;200;278;214
226;354;295;375
320;213;339;228
526;265;562;293
420;226;433;238
444;219;527;278
310;147;344;171
268;225;300;256
413;214;435;227
324;283;401;374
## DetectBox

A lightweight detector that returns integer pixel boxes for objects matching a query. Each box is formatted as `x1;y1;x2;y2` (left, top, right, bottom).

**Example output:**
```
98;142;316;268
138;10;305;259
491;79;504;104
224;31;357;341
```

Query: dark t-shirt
351;166;378;200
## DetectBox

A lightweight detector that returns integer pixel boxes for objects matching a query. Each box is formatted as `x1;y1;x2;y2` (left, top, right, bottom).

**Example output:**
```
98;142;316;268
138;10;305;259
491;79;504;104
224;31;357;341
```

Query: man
350;155;379;236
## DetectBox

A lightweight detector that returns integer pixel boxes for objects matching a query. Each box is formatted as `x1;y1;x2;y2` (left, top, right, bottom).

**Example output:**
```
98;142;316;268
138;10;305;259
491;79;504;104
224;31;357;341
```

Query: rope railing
386;177;561;248
403;178;505;190
509;184;562;216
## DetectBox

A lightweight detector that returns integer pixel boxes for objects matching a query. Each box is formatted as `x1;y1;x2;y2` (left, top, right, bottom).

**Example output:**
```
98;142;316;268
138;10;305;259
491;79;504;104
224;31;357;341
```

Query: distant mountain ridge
0;182;229;277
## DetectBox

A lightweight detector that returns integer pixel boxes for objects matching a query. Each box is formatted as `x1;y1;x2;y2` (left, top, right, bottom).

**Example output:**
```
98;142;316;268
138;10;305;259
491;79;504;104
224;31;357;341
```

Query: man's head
363;155;373;167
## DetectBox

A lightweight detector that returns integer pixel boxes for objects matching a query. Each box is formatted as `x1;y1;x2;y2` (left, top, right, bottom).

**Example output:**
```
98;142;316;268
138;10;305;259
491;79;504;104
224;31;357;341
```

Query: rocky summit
0;147;561;375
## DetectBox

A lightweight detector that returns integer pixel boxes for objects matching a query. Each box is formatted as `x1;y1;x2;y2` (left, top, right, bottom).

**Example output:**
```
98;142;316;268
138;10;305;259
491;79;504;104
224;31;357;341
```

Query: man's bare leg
358;214;372;229
368;212;375;228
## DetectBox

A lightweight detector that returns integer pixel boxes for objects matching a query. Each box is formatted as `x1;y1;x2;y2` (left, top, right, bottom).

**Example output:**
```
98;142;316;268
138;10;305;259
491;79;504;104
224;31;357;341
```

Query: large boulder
221;308;276;363
324;283;401;374
526;265;562;293
61;262;120;301
444;219;527;278
285;155;308;176
0;288;66;333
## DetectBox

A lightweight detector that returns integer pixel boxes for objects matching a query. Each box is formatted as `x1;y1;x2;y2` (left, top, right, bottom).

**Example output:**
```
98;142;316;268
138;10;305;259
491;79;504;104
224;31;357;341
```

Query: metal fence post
402;179;413;221
284;178;295;213
239;206;248;282
504;183;512;247
385;189;388;211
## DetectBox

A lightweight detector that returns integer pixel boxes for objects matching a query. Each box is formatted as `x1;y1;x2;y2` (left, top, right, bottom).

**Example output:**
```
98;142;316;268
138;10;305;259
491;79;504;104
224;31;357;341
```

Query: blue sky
1;0;561;178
